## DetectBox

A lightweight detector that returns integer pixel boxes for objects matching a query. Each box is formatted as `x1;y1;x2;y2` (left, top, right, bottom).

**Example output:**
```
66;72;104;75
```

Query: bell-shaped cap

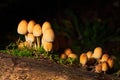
17;19;28;35
42;21;51;34
27;20;36;33
33;24;42;37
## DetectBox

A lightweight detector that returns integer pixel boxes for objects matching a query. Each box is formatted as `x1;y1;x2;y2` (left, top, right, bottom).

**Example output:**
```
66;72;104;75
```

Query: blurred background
0;0;120;51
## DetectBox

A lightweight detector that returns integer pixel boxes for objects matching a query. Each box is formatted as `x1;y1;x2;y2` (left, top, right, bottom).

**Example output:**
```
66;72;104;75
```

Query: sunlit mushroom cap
17;19;28;35
43;41;53;52
64;48;72;56
42;21;51;34
102;61;108;72
92;47;102;59
27;20;36;33
86;51;93;59
43;28;55;42
100;53;109;63
33;24;42;37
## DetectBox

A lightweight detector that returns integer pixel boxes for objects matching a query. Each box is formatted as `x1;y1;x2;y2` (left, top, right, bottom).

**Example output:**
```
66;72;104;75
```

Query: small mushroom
60;53;67;59
80;53;88;67
99;53;109;63
68;53;78;59
92;47;103;60
107;57;114;69
42;28;55;42
43;41;53;53
95;63;102;73
33;24;42;48
27;20;36;33
26;33;35;47
86;51;93;59
64;48;72;57
102;61;108;74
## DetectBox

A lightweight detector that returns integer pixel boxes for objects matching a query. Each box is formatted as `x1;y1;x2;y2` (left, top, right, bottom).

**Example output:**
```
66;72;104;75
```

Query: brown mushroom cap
68;53;78;59
100;53;109;63
17;19;28;35
33;24;42;37
42;21;51;34
42;28;55;42
27;20;36;33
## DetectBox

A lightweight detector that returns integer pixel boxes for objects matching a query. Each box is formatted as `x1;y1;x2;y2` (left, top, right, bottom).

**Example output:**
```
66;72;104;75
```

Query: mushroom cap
60;53;67;59
27;20;36;33
64;48;72;56
102;62;108;72
26;33;35;42
86;51;93;59
42;28;55;42
68;53;78;59
95;63;102;73
107;58;114;69
43;41;53;52
42;21;51;34
80;53;88;66
92;47;103;59
100;53;109;63
33;24;42;37
17;19;28;35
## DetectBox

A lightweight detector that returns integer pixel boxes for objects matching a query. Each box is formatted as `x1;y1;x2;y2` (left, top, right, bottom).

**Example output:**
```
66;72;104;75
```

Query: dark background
0;0;119;49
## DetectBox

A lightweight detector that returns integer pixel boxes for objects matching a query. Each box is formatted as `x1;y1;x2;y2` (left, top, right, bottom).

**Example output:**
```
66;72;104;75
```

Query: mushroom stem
36;37;40;48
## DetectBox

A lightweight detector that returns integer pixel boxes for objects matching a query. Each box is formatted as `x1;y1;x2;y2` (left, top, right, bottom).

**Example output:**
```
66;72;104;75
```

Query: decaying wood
0;53;119;80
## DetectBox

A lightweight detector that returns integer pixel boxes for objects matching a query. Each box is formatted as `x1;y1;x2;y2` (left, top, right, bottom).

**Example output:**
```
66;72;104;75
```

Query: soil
0;52;119;80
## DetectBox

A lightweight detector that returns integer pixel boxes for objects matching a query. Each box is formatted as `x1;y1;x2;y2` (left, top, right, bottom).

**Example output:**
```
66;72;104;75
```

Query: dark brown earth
0;53;120;80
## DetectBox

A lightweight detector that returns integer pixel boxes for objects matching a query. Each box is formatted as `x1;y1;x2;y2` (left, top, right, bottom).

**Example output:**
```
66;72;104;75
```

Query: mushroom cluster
79;46;114;74
60;48;78;60
17;19;55;52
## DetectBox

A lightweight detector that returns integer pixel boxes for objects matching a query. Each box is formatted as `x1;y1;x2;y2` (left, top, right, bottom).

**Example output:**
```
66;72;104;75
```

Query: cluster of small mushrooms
79;47;114;74
17;19;55;52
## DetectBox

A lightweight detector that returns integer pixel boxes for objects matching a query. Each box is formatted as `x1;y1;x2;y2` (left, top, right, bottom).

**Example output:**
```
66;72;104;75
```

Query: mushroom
33;24;42;48
64;48;72;57
27;20;36;33
60;53;67;59
95;63;102;73
42;21;52;34
92;47;103;60
102;61;108;74
17;19;28;40
107;57;114;69
17;19;28;35
43;41;53;53
80;53;88;67
18;41;30;49
42;28;55;42
86;51;93;59
68;53;78;59
26;33;35;47
99;53;109;63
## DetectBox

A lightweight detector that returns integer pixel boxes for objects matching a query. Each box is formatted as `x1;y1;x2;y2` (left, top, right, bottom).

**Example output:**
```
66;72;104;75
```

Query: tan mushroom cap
43;41;53;52
86;51;93;59
92;47;103;59
100;53;109;63
80;53;88;66
17;19;28;35
107;57;114;69
43;28;55;42
102;62;108;73
42;21;51;34
95;63;102;73
33;24;42;37
27;20;36;33
68;53;78;59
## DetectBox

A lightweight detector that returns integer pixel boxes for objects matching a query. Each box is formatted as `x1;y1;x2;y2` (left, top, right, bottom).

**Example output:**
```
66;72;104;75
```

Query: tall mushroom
17;19;28;40
27;20;36;33
33;24;42;48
